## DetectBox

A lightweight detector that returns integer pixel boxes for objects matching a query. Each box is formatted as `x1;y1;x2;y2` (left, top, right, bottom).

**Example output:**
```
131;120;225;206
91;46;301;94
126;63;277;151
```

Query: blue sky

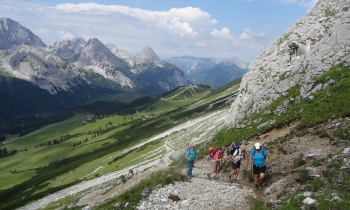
0;0;318;62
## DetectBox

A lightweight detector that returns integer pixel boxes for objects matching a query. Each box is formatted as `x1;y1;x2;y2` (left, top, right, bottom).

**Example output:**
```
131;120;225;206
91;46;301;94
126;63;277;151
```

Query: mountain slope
0;44;87;94
0;18;46;50
74;38;135;88
226;0;350;127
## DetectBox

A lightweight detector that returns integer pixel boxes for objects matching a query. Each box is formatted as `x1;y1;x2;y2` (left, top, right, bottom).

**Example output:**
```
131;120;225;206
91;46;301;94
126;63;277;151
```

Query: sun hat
254;143;261;149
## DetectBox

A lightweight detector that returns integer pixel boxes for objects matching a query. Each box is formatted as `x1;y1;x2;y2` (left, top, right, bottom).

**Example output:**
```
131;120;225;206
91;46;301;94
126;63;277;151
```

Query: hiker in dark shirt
229;146;246;183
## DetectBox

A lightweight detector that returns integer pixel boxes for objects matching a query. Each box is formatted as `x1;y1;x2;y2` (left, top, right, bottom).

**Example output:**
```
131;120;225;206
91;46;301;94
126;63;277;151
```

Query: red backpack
209;147;219;160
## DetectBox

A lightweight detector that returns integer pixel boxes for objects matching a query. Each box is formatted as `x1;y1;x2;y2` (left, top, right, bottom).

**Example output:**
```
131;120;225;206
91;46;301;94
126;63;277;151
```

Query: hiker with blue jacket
249;142;269;190
185;144;197;177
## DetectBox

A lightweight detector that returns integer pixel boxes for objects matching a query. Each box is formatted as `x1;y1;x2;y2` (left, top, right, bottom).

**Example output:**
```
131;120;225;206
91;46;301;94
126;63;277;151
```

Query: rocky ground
18;115;350;210
129;117;350;210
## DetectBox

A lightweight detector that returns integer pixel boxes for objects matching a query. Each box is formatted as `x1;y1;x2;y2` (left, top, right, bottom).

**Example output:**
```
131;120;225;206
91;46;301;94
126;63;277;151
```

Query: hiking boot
255;184;259;191
258;182;263;190
206;173;211;180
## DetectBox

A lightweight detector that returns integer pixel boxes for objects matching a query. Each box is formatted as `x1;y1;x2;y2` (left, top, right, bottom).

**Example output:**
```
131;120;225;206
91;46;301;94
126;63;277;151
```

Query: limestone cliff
226;0;350;127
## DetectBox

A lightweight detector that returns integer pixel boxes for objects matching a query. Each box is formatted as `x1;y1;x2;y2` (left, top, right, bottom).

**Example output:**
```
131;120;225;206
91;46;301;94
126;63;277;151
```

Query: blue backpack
251;147;267;158
230;143;240;155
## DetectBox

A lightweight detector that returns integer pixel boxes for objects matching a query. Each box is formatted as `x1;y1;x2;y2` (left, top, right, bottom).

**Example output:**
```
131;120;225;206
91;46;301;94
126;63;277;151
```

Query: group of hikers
119;169;134;183
185;142;269;191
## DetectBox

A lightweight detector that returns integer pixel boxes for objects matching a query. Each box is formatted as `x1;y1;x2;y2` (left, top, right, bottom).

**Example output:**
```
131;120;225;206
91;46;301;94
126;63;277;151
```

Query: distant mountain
0;44;87;94
74;38;136;88
189;62;248;89
49;37;86;61
130;47;190;93
164;56;248;88
0;17;192;134
0;18;46;50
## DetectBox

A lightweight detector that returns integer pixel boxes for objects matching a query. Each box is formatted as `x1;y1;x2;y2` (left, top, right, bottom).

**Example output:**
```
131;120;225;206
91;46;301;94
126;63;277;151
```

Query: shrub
296;169;309;184
293;157;306;168
305;179;325;192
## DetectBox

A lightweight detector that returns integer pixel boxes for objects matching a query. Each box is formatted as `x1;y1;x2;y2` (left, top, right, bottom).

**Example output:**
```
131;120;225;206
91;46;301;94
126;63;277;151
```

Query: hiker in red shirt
207;146;225;180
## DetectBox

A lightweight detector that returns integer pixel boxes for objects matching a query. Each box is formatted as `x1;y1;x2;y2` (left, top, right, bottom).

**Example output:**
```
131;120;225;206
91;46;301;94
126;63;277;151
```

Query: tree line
0;147;18;158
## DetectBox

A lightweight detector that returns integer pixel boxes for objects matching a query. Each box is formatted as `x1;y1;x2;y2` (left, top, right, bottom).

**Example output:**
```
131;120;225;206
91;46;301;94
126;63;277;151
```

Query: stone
303;197;317;205
343;148;350;154
264;179;286;196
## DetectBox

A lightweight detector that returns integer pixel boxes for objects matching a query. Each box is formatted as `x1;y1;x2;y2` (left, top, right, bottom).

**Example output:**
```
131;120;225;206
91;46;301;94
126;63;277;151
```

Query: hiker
128;169;134;179
207;146;225;180
120;174;126;183
185;144;198;177
249;143;269;190
230;142;240;155
229;146;246;183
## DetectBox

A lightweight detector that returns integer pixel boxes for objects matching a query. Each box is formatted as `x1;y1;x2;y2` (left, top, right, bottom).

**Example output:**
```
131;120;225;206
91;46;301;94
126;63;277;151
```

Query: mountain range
0;17;248;135
164;56;248;89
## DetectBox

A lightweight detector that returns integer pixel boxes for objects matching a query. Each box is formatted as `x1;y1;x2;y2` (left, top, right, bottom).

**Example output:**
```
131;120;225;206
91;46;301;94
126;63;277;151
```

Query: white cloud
239;28;265;40
55;3;217;38
0;1;278;61
58;31;75;40
210;28;234;40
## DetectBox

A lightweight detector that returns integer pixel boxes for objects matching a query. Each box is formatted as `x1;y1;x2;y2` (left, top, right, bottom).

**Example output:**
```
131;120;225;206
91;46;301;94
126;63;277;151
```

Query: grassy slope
0;83;230;209
212;64;350;148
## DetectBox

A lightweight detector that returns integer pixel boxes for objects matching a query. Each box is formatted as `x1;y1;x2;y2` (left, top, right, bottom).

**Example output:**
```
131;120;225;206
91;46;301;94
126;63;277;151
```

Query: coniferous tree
3;147;8;155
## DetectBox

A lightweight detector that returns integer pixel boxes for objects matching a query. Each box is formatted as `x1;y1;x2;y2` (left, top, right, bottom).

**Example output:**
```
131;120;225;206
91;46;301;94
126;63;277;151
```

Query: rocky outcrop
226;0;350;127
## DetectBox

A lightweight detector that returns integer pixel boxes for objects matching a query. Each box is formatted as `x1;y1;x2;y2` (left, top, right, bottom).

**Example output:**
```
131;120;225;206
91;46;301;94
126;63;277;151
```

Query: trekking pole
265;167;272;184
251;162;253;179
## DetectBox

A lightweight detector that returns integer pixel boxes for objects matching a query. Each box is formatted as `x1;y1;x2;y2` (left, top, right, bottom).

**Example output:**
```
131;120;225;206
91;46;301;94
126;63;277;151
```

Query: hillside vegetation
0;83;236;209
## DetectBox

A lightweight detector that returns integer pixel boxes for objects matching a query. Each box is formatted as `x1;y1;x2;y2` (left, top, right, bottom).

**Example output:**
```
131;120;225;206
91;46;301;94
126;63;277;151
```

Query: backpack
209;147;219;160
230;143;240;155
232;148;244;162
251;146;267;158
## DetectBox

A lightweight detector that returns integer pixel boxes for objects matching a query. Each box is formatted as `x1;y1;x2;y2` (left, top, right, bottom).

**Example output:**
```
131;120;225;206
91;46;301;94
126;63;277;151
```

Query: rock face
74;38;135;88
0;18;46;50
0;44;87;94
226;0;350;126
49;37;86;61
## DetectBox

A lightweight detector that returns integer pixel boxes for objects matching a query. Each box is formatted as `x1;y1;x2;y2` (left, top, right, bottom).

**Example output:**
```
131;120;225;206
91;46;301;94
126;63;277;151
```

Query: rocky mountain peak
76;38;118;65
133;46;161;65
226;0;350;127
0;17;47;50
74;38;135;88
130;46;164;74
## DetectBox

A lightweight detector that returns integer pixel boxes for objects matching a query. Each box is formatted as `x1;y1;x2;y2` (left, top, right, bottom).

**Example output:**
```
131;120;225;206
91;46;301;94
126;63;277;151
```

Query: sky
0;0;318;62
